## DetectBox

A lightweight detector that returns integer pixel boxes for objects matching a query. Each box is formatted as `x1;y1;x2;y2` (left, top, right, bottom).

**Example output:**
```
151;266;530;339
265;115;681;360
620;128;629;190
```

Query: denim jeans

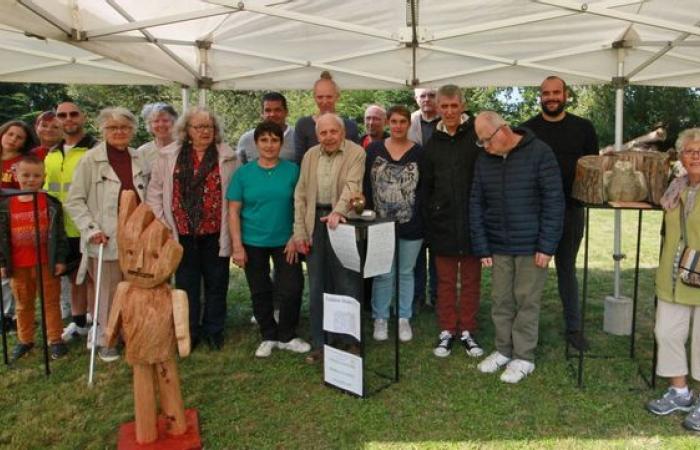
243;244;304;343
372;238;423;320
306;211;362;349
176;233;230;341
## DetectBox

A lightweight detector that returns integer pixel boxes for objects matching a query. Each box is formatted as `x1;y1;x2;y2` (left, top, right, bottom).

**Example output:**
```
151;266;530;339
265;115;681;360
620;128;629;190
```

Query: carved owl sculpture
604;160;649;202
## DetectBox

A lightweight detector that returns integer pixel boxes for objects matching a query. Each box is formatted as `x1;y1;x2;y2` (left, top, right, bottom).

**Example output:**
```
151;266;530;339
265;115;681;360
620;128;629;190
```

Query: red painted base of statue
117;408;201;450
107;191;198;447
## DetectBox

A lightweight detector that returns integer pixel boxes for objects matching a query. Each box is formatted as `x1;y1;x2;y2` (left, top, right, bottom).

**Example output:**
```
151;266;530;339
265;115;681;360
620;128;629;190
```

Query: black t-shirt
521;113;598;203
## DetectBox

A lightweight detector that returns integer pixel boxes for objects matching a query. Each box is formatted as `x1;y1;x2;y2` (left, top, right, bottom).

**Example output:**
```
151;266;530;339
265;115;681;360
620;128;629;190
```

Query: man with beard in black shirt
522;76;598;352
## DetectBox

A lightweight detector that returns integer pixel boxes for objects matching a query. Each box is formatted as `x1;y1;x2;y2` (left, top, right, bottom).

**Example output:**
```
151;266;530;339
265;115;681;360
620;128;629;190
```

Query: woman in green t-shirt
227;121;310;359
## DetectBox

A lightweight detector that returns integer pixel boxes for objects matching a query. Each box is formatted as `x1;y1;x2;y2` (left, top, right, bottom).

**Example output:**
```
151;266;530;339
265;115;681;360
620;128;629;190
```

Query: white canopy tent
0;0;699;302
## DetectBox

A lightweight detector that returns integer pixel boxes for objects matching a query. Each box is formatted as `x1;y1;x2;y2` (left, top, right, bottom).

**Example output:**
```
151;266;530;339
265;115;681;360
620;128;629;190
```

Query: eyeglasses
476;125;504;148
189;124;214;132
104;125;132;133
681;149;700;158
56;111;80;119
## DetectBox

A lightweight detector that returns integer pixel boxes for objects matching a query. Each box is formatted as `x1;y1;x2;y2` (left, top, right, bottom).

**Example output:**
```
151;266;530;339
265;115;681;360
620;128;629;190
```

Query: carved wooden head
117;190;183;288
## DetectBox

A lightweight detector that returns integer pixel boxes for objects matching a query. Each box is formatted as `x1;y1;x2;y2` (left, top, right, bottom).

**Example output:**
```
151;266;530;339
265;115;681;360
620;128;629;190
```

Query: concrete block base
603;295;633;336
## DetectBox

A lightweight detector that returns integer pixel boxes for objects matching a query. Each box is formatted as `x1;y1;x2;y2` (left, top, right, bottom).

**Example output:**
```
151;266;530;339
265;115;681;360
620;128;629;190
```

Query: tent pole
181;86;190;113
613;48;625;299
197;41;212;107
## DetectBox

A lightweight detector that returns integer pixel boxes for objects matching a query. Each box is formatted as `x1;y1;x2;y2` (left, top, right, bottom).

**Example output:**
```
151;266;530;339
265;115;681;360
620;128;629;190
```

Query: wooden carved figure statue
105;190;190;445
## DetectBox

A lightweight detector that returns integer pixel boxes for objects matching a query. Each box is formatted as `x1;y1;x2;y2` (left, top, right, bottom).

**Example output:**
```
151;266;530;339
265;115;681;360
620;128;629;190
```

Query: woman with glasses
65;107;148;362
146;107;238;351
363;105;424;343
646;128;700;430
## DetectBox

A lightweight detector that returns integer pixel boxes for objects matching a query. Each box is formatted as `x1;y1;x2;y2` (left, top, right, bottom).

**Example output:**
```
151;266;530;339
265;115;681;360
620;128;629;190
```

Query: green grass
2;209;698;449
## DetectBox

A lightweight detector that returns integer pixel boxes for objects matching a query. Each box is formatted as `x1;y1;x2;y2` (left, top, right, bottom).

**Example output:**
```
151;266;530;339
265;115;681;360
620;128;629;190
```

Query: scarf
175;141;218;234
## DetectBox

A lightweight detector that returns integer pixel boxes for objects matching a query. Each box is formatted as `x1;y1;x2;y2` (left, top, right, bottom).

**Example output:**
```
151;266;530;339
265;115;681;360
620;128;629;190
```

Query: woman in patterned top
363;105;424;343
146;107;238;351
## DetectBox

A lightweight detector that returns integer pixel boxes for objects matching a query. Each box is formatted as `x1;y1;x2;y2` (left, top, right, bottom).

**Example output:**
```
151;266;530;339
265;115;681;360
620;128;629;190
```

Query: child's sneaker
373;319;388;341
50;342;69;360
398;318;413;342
433;330;454;357
11;342;34;361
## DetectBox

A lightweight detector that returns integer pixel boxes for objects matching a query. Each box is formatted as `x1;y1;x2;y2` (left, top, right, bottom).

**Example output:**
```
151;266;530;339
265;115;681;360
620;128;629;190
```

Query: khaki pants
11;264;62;344
655;300;700;380
87;258;122;348
491;254;547;362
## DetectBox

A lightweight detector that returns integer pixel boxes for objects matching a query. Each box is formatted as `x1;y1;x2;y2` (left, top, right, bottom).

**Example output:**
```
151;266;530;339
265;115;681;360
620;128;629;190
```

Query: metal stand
323;219;399;398
0;189;51;375
569;203;661;388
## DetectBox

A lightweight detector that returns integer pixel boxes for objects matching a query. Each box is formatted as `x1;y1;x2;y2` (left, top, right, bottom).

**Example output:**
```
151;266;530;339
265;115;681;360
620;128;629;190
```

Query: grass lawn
2;209;699;449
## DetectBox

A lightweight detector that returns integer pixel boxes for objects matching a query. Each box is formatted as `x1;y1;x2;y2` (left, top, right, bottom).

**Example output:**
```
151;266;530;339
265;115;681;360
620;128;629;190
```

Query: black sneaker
207;333;224;351
433;331;454;357
460;331;484;357
11;342;34;361
50;342;69;360
567;330;589;352
1;316;17;335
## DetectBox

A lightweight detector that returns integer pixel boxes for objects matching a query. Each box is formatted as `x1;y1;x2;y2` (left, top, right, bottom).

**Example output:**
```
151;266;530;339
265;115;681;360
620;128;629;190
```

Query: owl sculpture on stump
106;190;200;449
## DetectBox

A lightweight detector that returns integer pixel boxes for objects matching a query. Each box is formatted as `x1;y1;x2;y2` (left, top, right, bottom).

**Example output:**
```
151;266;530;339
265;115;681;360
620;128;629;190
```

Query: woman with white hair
137;102;178;170
646;127;700;431
146;107;238;351
65;107;149;362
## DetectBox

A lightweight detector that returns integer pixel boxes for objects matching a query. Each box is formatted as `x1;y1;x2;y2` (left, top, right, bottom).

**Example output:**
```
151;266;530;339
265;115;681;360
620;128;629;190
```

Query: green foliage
0;83;68;125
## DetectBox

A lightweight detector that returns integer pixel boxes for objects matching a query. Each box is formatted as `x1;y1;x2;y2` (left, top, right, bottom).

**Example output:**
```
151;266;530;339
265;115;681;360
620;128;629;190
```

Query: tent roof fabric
0;0;698;89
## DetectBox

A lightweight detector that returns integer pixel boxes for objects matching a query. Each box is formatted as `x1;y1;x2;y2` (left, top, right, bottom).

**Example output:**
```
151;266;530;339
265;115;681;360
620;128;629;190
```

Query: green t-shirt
226;160;299;248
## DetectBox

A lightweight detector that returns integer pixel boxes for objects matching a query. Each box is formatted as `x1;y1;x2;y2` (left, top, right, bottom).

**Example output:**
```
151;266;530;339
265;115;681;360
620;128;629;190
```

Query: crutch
87;242;105;387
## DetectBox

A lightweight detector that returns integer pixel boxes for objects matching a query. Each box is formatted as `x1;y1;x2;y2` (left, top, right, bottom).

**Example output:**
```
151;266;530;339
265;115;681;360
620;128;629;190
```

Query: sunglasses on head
56;111;81;119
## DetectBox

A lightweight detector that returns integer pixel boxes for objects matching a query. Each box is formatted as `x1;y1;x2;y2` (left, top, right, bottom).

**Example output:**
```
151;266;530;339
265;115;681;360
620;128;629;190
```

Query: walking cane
88;242;105;388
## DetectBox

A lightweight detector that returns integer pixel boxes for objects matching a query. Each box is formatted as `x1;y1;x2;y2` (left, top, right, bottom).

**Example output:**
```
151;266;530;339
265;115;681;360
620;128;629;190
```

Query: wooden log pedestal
117;408;201;450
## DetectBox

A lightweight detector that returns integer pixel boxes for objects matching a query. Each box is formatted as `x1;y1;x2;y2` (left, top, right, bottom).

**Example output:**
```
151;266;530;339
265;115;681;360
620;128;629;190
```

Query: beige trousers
655;300;700;380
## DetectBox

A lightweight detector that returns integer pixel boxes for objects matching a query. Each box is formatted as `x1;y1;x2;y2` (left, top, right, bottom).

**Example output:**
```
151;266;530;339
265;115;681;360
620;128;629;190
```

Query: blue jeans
372;238;423;320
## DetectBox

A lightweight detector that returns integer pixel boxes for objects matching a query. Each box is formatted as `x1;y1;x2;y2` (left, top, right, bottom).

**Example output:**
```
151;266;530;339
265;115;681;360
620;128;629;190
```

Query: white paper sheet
323;344;363;396
364;221;395;278
323;293;361;341
328;223;360;272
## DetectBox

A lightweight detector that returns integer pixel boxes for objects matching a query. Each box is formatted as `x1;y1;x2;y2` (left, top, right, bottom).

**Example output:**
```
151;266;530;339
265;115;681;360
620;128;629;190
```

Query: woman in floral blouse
146;107;239;350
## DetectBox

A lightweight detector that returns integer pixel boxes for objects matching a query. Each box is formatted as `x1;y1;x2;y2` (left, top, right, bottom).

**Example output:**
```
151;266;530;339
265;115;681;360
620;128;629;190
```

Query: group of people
0;71;698;404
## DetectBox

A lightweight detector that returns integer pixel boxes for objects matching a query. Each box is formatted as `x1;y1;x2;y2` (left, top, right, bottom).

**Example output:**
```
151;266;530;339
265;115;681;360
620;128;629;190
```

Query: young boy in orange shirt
0;155;69;360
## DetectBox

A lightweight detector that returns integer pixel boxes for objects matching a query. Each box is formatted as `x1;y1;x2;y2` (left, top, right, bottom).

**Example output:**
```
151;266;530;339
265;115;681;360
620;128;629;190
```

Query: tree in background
0;83;68;124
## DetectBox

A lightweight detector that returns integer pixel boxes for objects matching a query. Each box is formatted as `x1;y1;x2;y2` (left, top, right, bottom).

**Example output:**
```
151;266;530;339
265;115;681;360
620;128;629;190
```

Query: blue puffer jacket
469;127;564;257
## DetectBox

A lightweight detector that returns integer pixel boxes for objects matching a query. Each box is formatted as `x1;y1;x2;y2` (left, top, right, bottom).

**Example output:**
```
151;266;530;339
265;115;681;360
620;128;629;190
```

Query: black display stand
323;218;399;398
569;202;662;388
0;189;52;375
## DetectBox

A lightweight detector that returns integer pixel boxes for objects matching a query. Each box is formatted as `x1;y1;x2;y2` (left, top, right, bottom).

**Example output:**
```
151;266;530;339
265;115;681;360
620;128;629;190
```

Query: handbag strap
680;197;688;244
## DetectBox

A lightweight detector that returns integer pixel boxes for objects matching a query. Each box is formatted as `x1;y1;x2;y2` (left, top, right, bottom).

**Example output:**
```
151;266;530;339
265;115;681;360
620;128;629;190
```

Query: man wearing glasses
421;85;483;359
522;76;599;352
45;102;97;343
470;111;564;383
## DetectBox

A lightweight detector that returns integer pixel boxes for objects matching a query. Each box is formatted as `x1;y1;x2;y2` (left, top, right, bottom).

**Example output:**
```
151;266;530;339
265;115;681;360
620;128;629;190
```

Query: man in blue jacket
470;111;564;384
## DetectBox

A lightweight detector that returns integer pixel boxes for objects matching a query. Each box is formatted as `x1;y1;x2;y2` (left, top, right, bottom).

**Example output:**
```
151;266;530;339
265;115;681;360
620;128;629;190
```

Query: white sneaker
277;338;311;353
255;340;277;358
274;309;280;323
477;351;511;374
373;319;388;341
61;322;89;342
399;318;413;342
250;315;257;324
500;359;535;383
